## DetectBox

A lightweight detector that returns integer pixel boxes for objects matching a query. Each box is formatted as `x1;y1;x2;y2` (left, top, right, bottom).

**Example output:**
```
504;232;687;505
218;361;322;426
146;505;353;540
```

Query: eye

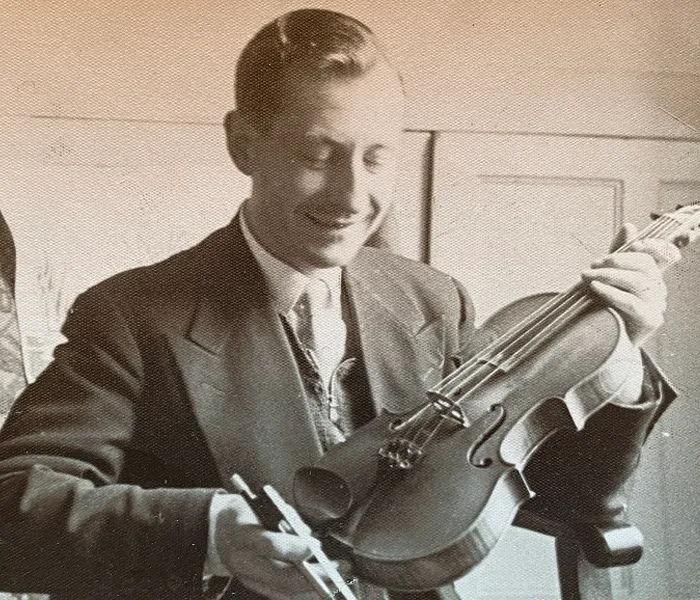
363;147;395;173
297;140;334;169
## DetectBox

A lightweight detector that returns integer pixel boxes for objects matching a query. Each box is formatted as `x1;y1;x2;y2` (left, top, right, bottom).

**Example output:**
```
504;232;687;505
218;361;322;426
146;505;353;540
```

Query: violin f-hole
467;404;506;468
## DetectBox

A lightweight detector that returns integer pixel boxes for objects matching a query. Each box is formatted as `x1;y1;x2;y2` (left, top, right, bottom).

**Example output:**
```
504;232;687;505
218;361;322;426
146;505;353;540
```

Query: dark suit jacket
0;218;674;599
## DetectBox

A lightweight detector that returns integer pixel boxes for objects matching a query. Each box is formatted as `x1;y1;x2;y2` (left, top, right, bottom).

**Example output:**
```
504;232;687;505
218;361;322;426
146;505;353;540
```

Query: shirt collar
238;202;343;316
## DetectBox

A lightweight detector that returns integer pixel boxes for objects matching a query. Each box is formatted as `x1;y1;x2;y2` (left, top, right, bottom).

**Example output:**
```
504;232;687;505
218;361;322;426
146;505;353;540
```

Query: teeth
308;214;355;228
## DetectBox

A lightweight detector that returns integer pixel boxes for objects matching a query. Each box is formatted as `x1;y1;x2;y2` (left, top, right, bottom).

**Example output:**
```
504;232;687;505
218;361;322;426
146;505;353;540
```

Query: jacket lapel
172;223;447;494
345;254;447;416
173;219;322;497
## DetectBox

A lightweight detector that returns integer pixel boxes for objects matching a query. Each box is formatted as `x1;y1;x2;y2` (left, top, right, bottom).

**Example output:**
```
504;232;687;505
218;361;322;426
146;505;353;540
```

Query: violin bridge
428;391;469;427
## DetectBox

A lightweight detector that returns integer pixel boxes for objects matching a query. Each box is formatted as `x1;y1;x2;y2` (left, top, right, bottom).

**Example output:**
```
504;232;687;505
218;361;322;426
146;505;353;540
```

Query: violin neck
430;284;595;400
431;205;700;403
617;206;700;251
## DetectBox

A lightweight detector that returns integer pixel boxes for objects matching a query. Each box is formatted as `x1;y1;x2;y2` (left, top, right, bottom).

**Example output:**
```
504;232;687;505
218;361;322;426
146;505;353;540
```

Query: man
0;9;678;600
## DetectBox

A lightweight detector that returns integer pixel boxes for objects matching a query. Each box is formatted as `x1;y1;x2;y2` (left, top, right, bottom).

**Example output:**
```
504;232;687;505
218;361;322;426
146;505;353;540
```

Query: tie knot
292;276;346;386
301;277;333;314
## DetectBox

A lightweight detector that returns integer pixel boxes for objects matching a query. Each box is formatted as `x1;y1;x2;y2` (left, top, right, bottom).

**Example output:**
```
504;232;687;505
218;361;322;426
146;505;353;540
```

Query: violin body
292;204;700;591
294;296;634;591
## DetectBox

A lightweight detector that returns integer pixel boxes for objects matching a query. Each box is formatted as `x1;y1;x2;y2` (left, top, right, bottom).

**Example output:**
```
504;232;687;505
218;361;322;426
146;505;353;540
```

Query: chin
305;245;362;269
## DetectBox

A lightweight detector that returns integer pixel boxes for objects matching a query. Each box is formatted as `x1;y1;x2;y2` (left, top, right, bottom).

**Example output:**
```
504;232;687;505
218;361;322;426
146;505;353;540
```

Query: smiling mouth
305;213;363;229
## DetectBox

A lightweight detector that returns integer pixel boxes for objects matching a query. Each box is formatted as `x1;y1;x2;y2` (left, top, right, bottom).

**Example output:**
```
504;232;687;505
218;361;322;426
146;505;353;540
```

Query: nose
329;154;371;217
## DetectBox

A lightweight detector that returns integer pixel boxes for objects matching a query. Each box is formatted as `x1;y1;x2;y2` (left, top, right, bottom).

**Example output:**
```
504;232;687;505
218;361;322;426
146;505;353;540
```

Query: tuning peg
673;234;690;249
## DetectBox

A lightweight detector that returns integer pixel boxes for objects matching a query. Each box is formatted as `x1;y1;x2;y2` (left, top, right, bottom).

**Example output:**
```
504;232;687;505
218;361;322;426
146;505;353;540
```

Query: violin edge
349;467;532;591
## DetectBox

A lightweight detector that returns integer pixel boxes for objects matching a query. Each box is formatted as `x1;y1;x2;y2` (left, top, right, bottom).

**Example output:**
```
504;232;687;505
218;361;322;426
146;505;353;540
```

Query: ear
223;110;259;176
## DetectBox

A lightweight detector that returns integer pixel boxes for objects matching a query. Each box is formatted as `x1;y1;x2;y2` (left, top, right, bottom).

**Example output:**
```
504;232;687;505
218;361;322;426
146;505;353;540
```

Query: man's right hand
212;493;324;600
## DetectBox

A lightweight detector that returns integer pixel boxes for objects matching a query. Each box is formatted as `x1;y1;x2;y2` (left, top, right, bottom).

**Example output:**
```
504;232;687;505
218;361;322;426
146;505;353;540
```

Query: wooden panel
433;133;616;600
375;131;432;262
0;117;246;379
431;133;620;323
430;132;700;599
641;181;700;598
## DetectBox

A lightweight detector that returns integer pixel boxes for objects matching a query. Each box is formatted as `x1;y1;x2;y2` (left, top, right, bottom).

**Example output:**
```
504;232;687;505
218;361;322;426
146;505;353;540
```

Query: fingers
595;242;680;273
607;223;682;270
592;248;656;272
608;222;636;252
587;279;665;341
582;224;680;347
232;524;318;563
215;494;317;563
583;251;666;303
232;554;317;600
585;235;675;308
581;266;665;303
627;239;682;271
213;494;324;599
336;559;354;581
222;527;322;599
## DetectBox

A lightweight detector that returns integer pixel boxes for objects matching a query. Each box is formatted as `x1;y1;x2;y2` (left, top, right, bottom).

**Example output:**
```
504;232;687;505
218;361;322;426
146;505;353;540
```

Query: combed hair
235;9;396;128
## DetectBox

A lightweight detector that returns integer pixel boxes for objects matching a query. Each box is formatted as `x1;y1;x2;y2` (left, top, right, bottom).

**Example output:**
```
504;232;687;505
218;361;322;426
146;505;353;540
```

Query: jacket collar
178;216;321;492
179;220;446;489
186;220;448;411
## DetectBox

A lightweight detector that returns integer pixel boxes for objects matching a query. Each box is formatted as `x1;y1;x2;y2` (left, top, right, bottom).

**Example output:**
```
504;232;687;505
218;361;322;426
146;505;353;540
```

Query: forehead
270;65;405;142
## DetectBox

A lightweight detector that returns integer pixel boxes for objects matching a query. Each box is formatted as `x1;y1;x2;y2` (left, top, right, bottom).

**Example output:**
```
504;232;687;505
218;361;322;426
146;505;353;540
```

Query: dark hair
235;9;398;129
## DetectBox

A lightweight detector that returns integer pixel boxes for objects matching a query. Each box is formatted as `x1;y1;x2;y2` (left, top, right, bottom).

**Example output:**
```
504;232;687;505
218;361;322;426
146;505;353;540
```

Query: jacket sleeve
0;287;216;597
521;350;675;523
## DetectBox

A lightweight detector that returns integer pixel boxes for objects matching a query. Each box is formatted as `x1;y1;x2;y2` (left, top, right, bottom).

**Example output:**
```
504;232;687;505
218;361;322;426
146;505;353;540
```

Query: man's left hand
581;223;682;348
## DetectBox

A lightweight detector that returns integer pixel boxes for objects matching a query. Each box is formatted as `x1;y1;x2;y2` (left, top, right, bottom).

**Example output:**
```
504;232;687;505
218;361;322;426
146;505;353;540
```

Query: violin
292;204;700;592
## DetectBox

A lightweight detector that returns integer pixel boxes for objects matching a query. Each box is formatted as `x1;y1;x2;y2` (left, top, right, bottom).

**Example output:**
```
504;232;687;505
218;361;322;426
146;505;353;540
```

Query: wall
2;1;699;135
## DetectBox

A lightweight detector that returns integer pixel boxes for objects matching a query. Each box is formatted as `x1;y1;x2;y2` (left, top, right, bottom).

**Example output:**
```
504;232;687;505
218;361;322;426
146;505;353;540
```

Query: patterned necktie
294;277;347;387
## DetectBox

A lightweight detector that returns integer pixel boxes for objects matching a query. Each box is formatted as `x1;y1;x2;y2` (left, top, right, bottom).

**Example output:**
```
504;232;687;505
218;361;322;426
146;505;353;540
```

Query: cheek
291;169;328;198
259;163;320;208
370;173;398;206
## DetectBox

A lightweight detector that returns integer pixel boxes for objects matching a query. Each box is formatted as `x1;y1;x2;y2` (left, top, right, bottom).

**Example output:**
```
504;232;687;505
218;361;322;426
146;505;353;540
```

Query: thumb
609;223;638;252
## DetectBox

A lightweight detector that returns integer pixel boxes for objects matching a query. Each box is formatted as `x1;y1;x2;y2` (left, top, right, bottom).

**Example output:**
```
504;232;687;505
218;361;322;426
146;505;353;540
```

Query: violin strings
404;285;594;444
435;287;589;395
436;213;680;398
399;214;682;451
402;289;593;448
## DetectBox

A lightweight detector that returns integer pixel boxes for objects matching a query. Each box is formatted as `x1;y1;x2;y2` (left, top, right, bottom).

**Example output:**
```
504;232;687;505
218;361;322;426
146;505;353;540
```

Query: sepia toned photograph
1;2;699;599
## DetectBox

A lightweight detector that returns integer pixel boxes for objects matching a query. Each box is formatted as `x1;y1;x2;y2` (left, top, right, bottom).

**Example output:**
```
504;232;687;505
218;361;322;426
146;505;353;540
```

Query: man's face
243;63;405;273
